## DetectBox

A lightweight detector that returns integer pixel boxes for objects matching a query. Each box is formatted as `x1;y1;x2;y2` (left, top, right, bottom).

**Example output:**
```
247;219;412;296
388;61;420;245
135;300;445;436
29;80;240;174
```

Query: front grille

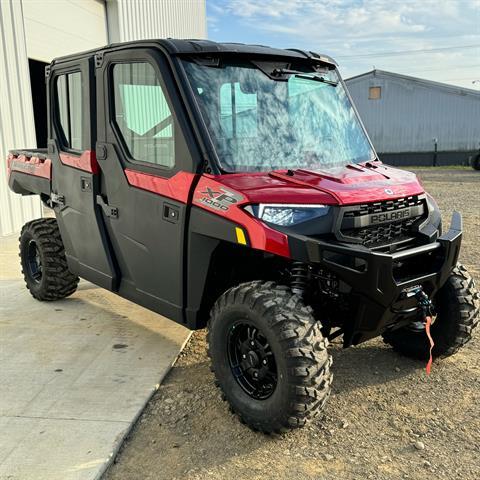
339;195;426;249
341;217;419;249
343;195;424;218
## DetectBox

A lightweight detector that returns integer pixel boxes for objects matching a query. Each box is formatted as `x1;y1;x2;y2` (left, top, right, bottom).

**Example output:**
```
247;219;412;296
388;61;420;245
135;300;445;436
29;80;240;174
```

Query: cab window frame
109;59;177;172
52;69;85;153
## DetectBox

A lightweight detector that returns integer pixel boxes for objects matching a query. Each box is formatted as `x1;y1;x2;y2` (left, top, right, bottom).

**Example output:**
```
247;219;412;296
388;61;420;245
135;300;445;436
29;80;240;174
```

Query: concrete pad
0;232;21;280
0;416;129;480
0;233;190;479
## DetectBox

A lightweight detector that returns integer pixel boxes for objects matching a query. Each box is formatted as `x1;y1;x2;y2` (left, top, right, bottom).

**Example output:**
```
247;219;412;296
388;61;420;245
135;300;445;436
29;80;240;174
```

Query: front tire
207;281;332;433
383;264;479;360
19;218;79;301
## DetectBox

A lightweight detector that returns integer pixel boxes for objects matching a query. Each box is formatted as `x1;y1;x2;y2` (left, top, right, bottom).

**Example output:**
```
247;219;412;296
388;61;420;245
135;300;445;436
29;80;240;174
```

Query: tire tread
207;281;332;433
20;218;79;301
383;263;479;359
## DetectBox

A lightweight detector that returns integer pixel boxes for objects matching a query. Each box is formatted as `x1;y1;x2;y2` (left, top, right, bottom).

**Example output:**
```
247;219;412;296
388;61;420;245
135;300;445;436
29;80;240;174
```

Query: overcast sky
207;0;480;89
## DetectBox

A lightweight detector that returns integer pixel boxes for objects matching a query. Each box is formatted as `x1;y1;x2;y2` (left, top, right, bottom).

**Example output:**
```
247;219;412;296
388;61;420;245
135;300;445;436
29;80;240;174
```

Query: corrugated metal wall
346;71;480;153
22;0;107;63
0;0;42;237
1;0;207;237
111;0;207;42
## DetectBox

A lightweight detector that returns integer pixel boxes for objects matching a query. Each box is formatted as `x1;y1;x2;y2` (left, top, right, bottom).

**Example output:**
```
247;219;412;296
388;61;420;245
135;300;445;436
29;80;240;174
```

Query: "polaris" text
370;209;410;224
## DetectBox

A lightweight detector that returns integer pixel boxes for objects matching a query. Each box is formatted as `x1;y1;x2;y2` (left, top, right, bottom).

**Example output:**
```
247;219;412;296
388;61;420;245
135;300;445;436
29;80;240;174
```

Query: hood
215;162;424;205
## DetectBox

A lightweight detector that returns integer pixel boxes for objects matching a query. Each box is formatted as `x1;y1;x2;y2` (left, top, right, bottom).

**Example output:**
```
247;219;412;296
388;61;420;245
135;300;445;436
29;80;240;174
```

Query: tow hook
413;288;436;375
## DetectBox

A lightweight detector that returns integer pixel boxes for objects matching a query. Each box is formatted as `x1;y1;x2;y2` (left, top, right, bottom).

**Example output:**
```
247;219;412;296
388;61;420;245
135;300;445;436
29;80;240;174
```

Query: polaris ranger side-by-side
7;40;479;433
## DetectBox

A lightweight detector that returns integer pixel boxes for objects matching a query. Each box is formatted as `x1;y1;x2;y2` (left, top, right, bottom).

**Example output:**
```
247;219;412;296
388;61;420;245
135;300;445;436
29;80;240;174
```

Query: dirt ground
105;169;480;480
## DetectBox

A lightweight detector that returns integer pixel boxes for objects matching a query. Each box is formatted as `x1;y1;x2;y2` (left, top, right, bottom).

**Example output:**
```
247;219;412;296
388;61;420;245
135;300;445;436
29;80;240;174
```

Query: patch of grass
400;165;473;170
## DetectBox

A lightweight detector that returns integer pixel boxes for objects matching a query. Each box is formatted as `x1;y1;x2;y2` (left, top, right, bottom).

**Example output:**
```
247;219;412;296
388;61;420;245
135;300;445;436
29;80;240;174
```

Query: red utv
7;40;479;433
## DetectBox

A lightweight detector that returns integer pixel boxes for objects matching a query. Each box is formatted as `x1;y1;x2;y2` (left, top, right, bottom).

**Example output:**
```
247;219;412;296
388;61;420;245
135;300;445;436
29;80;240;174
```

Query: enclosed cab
7;40;479;433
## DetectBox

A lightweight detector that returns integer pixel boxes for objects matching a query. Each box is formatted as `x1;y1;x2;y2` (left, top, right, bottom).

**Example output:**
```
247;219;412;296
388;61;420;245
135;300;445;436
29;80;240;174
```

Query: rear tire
471;154;480;170
207;281;332;433
19;218;79;301
383;264;479;360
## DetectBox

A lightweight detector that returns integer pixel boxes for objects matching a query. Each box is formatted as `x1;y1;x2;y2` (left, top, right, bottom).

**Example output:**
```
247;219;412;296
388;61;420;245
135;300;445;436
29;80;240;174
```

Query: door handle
163;203;179;223
81;177;92;192
97;195;118;219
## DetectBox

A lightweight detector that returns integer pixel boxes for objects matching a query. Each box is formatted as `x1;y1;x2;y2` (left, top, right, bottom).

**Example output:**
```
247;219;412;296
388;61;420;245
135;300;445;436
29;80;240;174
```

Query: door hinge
97;195;118;219
50;192;65;207
95;52;104;69
96;143;107;160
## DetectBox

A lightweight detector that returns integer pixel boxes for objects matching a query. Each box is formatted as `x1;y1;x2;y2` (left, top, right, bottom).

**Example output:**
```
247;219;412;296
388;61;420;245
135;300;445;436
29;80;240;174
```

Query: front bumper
289;212;462;346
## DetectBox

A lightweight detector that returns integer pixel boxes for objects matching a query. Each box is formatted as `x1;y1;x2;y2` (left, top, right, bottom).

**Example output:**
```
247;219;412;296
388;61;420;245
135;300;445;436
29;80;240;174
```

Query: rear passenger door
48;57;117;289
95;48;198;322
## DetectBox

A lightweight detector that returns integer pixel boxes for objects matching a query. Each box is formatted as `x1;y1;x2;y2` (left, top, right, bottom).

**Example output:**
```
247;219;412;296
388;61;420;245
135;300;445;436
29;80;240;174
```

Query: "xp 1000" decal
197;187;244;212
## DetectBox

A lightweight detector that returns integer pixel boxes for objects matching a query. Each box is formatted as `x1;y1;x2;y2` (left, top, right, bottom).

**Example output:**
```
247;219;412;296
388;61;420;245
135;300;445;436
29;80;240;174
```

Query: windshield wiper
295;73;338;86
271;68;338;86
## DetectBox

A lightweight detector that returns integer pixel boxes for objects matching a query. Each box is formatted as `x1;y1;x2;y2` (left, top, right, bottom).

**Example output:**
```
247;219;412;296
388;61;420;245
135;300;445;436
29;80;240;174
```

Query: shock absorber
291;262;308;296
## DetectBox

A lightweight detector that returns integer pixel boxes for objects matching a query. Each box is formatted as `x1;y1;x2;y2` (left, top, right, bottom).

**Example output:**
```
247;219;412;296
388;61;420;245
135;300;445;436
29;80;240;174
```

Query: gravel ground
105;169;480;480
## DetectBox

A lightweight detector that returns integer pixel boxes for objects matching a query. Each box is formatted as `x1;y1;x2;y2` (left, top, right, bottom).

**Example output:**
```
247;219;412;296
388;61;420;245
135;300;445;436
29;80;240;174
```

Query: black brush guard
289;212;462;346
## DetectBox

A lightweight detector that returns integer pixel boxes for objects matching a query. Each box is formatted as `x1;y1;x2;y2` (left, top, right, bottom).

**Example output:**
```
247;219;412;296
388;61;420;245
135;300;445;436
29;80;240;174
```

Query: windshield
182;58;376;173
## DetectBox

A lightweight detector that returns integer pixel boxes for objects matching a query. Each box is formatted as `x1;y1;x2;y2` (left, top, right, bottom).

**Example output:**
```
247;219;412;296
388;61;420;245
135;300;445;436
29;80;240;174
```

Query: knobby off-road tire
383;264;479;360
471;154;480;171
19;218;79;301
207;281;332;433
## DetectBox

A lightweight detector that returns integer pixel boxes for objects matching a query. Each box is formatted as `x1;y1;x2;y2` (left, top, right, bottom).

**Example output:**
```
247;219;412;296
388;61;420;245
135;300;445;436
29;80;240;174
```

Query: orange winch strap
425;316;434;375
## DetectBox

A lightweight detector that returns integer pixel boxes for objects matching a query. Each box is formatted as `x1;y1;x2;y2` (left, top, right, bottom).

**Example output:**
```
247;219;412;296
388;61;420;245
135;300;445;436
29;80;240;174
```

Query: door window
112;62;175;168
55;71;84;151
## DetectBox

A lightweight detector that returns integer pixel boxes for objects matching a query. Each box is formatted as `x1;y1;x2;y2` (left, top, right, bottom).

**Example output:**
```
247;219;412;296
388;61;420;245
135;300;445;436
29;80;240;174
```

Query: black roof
161;39;336;64
51;38;336;66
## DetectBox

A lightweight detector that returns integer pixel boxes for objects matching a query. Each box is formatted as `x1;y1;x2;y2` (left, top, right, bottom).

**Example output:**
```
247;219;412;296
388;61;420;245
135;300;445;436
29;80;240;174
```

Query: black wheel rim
227;321;277;400
26;240;42;283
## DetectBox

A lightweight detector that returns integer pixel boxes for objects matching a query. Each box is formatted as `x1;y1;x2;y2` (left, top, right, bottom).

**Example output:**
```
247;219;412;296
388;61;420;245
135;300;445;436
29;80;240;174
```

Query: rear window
55;72;84;151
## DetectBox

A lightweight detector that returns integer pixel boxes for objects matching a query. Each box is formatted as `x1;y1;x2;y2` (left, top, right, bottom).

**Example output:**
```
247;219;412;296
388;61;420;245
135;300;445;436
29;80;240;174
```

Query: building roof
346;69;480;98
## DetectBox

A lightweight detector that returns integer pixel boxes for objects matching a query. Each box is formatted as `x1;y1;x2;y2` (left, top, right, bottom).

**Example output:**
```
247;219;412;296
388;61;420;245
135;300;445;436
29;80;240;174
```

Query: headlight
245;204;330;226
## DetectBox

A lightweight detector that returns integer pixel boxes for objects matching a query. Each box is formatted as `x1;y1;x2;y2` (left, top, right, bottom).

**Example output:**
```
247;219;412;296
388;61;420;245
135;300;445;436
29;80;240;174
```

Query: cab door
95;48;198;322
48;57;117;290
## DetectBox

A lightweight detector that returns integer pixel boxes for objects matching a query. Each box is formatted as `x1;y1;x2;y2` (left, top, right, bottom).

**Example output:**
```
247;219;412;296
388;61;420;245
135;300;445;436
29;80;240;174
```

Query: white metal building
346;70;480;166
0;0;206;236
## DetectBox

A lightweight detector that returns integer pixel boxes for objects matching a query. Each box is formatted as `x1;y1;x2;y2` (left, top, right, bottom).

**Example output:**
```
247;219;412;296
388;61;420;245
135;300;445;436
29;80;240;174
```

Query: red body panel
193;176;291;258
8;150;99;180
216;163;424;206
123;169;290;256
124;169;196;204
59;150;99;174
7;148;424;262
190;162;424;258
7;153;52;180
127;162;424;259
